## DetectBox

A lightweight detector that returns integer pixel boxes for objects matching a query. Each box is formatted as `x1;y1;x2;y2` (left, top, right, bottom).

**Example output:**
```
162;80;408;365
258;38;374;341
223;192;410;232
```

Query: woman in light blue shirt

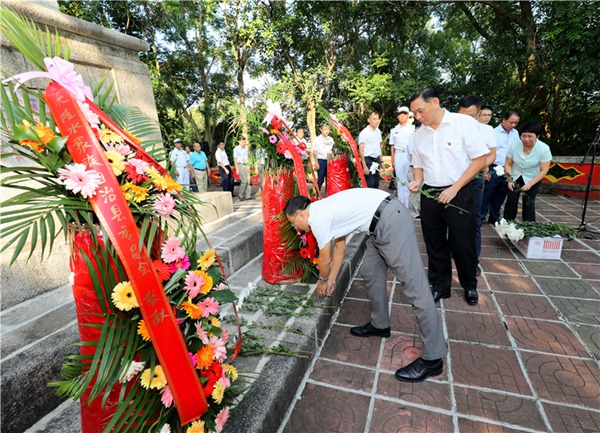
503;122;552;221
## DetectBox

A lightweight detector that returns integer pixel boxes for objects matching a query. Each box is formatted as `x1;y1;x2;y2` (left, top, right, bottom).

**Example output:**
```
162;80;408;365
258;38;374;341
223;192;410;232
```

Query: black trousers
219;165;234;194
420;181;478;294
365;156;381;189
503;176;541;221
317;158;328;190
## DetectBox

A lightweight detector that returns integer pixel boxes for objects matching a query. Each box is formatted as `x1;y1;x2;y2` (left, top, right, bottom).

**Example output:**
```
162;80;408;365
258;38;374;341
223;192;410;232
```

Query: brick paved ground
282;194;600;433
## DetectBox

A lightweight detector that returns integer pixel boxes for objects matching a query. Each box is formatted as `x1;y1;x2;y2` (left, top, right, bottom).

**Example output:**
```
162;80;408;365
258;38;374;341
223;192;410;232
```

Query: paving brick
570;263;600;280
480;258;526;276
486;274;542;294
319;324;381;368
457;418;532;433
551;298;600;325
521;261;579;278
376;371;451;410
495;293;560;320
335;298;372;327
446;311;511;347
283;382;369;433
309;359;375;393
345;278;369;300
522;352;600;409
505;317;591;357
480;245;514;260
450;342;532;395
370;399;454;433
543;402;600;433
559;249;600;264
379;333;428;374
389;303;420;336
536;277;600;299
454;386;547;431
573;323;600;358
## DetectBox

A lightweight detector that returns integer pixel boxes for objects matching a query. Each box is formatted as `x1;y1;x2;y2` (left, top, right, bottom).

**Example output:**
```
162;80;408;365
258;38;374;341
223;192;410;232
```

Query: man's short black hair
481;105;492;112
284;195;311;216
458;95;482;110
409;87;439;103
503;110;521;120
520;122;544;136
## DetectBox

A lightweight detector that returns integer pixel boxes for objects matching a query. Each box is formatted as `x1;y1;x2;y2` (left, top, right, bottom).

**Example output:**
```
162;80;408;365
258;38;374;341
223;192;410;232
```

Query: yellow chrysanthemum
148;168;168;191
105;150;126;176
111;281;138;311
195;345;215;371
121;182;149;203
164;174;183;193
182;299;203;320
198;250;216;271
19;120;55;152
137;319;151;341
207;316;221;328
223;363;238;381
186;420;205;433
34;122;55;145
211;379;225;404
98;126;124;145
140;365;167;390
194;270;213;295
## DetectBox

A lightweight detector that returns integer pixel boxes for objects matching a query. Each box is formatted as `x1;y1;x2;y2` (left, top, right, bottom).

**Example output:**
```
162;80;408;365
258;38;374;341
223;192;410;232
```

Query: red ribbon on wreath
45;82;207;426
330;114;368;188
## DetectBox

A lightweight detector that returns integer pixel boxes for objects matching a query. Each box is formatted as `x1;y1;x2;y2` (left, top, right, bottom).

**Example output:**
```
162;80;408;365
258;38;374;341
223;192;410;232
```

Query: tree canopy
58;0;599;156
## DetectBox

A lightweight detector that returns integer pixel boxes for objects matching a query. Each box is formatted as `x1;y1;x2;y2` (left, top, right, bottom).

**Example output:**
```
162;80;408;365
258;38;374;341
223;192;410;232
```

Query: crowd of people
283;86;553;385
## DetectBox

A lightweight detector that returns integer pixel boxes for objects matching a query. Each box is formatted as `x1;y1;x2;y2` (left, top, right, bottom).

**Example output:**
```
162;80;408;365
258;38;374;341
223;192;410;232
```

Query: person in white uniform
170;138;190;190
389;106;415;206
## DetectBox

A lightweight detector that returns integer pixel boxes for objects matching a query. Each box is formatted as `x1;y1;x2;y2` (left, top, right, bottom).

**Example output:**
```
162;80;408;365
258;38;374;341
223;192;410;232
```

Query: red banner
44;82;207;426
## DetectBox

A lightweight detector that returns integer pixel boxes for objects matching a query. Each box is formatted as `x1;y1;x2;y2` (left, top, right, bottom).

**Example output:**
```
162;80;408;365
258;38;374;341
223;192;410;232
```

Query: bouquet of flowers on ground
1;7;240;432
494;218;578;242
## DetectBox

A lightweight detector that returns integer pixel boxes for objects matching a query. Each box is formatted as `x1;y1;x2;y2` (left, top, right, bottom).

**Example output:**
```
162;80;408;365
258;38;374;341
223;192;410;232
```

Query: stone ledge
222;233;367;433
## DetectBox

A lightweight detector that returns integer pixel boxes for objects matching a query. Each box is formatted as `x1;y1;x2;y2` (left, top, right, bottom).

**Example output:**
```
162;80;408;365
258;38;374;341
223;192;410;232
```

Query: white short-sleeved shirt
170;148;189;168
358;126;382;158
507;139;552;185
215;148;230;166
494;125;520;165
233;145;249;164
308;188;389;249
479;123;496;150
412;110;489;187
389;123;415;153
312;135;335;159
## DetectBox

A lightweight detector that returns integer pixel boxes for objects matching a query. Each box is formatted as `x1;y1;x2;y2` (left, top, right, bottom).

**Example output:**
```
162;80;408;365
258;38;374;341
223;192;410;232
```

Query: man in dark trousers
408;88;489;305
284;188;448;382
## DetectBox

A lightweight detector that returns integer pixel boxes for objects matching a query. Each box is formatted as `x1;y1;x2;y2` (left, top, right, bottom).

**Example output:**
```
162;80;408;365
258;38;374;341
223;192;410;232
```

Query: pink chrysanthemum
215;407;230;432
269;135;277;144
160;385;173;408
195;322;209;344
168;256;190;273
77;101;100;130
221;328;229;344
127;157;149;175
57;163;102;198
110;144;132;156
198;298;219;317
209;335;227;362
154;193;176;217
161;237;185;263
184;271;204;299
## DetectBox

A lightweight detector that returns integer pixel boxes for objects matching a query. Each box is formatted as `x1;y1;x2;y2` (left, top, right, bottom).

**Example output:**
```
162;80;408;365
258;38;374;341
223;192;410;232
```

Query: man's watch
318;275;329;282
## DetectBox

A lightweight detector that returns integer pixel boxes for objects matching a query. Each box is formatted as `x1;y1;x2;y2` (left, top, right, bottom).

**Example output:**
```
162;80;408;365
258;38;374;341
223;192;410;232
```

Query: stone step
2;203;263;433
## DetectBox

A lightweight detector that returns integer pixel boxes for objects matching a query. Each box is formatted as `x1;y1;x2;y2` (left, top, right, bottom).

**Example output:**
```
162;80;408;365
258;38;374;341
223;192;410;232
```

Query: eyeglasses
290;212;300;229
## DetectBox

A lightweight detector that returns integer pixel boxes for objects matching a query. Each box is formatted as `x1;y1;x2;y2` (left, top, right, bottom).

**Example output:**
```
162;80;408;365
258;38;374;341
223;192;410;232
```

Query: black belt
194;168;206;171
369;195;393;235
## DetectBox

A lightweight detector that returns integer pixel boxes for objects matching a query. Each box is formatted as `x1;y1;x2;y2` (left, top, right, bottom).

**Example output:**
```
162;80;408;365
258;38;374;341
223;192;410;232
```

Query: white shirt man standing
408;88;488;306
312;124;335;193
215;140;234;195
358;112;383;189
233;136;251;200
389;106;415;205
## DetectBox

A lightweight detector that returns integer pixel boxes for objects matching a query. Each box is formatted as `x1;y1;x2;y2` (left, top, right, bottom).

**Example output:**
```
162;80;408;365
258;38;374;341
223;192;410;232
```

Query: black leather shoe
350;322;391;338
432;291;451;303
395;357;443;383
465;289;479;305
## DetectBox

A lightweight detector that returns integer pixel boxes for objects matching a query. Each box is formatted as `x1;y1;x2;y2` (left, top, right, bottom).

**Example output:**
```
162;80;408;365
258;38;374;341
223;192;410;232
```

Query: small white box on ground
512;236;563;260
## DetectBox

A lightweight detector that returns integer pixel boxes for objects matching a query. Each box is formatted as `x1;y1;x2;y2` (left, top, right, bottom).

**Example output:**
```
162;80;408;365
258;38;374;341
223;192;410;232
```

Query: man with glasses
284;188;448;383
